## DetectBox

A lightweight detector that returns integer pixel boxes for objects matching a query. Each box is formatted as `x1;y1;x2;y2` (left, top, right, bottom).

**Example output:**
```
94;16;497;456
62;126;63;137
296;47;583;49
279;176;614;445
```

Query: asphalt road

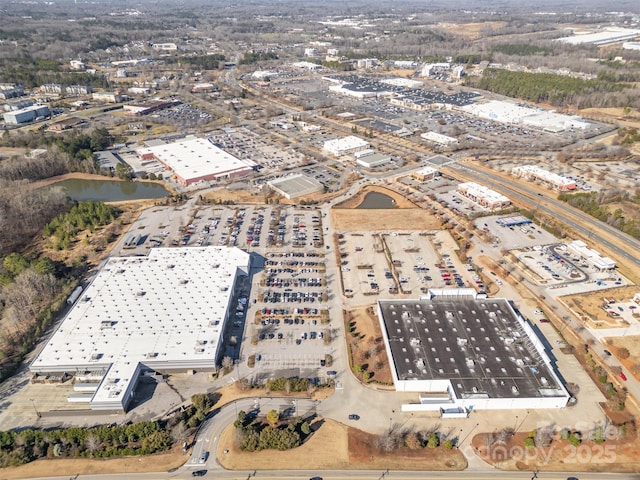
446;162;640;272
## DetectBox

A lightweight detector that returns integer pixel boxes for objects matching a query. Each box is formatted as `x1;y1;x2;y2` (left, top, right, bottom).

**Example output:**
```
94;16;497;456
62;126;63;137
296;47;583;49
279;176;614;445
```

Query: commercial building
92;92;122;103
355;151;392;169
556;28;640;46
0;84;24;100
3;98;34;111
152;43;178;51
136;137;255;186
421;131;458;145
30;247;251;412
564;240;616;271
512;165;577;191
2;105;50;125
412;166;439;182
323;135;370;157
377;289;570;412
267;174;324;199
123;99;178;115
461;100;590;132
457;182;510;210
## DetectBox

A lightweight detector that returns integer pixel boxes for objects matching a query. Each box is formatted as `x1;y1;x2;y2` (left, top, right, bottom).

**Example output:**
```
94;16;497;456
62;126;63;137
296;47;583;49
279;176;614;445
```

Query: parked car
620;372;627;381
603;350;612;356
192;470;207;477
348;414;360;420
198;451;209;464
539;318;550;323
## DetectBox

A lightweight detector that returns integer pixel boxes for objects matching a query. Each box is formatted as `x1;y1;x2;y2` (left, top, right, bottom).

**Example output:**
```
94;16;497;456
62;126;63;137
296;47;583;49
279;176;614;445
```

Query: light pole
29;398;40;418
514;415;519;432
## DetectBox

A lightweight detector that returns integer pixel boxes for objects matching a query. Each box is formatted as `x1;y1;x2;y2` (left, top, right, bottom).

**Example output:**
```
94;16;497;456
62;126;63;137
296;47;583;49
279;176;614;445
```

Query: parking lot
337;231;483;300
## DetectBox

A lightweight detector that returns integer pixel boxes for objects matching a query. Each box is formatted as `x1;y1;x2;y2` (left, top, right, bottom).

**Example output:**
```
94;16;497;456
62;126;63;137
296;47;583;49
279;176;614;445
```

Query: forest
558;191;640;240
0;393;215;467
465;69;628;107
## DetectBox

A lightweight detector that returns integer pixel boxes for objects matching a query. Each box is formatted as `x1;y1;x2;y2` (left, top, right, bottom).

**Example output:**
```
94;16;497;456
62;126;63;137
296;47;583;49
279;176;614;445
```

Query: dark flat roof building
377;289;569;411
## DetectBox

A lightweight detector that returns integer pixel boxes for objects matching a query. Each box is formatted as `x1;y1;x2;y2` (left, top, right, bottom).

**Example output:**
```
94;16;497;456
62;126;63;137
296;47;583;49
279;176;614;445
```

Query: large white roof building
31;247;250;411
323;135;370;157
137;137;255;186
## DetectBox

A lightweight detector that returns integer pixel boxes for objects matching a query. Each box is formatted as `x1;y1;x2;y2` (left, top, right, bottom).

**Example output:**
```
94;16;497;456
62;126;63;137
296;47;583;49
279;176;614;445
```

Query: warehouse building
457;182;511;210
323;135;370;157
93;92;122;103
30;247;251;412
556;28;640;46
137;137;255;186
377;289;570;412
268;173;324;199
512;165;577;191
2;105;50;125
355;151;392;169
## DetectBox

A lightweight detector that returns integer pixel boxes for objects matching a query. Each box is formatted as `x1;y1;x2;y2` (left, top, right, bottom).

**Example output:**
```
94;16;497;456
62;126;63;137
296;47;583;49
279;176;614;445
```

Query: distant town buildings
556;27;640;46
92;92;122;103
2;104;50;124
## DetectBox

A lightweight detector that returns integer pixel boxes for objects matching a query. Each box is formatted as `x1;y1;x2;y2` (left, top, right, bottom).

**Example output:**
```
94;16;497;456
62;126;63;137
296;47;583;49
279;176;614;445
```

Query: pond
50;178;171;202
356;191;397;209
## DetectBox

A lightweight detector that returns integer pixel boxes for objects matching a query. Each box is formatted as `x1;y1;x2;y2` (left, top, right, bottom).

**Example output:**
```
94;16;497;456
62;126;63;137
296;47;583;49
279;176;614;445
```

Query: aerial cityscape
1;0;640;479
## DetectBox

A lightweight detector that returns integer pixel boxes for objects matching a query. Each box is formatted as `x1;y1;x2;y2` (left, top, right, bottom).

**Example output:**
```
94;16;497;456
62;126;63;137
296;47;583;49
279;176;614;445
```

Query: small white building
421;131;458;145
412;166;439;182
566;240;616;271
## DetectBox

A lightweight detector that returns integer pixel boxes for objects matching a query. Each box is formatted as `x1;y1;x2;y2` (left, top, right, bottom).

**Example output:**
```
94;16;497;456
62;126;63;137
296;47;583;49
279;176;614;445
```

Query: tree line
165;54;226;70
465;68;627;107
0;392;216;467
558;191;640;240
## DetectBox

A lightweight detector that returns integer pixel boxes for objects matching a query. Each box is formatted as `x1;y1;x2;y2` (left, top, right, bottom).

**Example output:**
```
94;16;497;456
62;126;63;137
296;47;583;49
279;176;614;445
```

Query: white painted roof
323;135;370;155
31;247;250;407
140;137;254;183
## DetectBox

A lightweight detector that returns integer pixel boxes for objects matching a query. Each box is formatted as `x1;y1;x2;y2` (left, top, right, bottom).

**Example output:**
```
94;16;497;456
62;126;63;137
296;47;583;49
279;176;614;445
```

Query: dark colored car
348;414;360;420
603;350;612;356
539;318;550;323
192;470;207;477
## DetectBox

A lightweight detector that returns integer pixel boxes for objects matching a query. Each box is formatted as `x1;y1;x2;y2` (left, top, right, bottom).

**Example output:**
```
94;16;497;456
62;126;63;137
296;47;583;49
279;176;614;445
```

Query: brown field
217;418;466;471
437;21;507;39
603;335;640;380
345;306;393;385
332;186;438;231
559;285;640;329
0;447;189;480
472;429;640;473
